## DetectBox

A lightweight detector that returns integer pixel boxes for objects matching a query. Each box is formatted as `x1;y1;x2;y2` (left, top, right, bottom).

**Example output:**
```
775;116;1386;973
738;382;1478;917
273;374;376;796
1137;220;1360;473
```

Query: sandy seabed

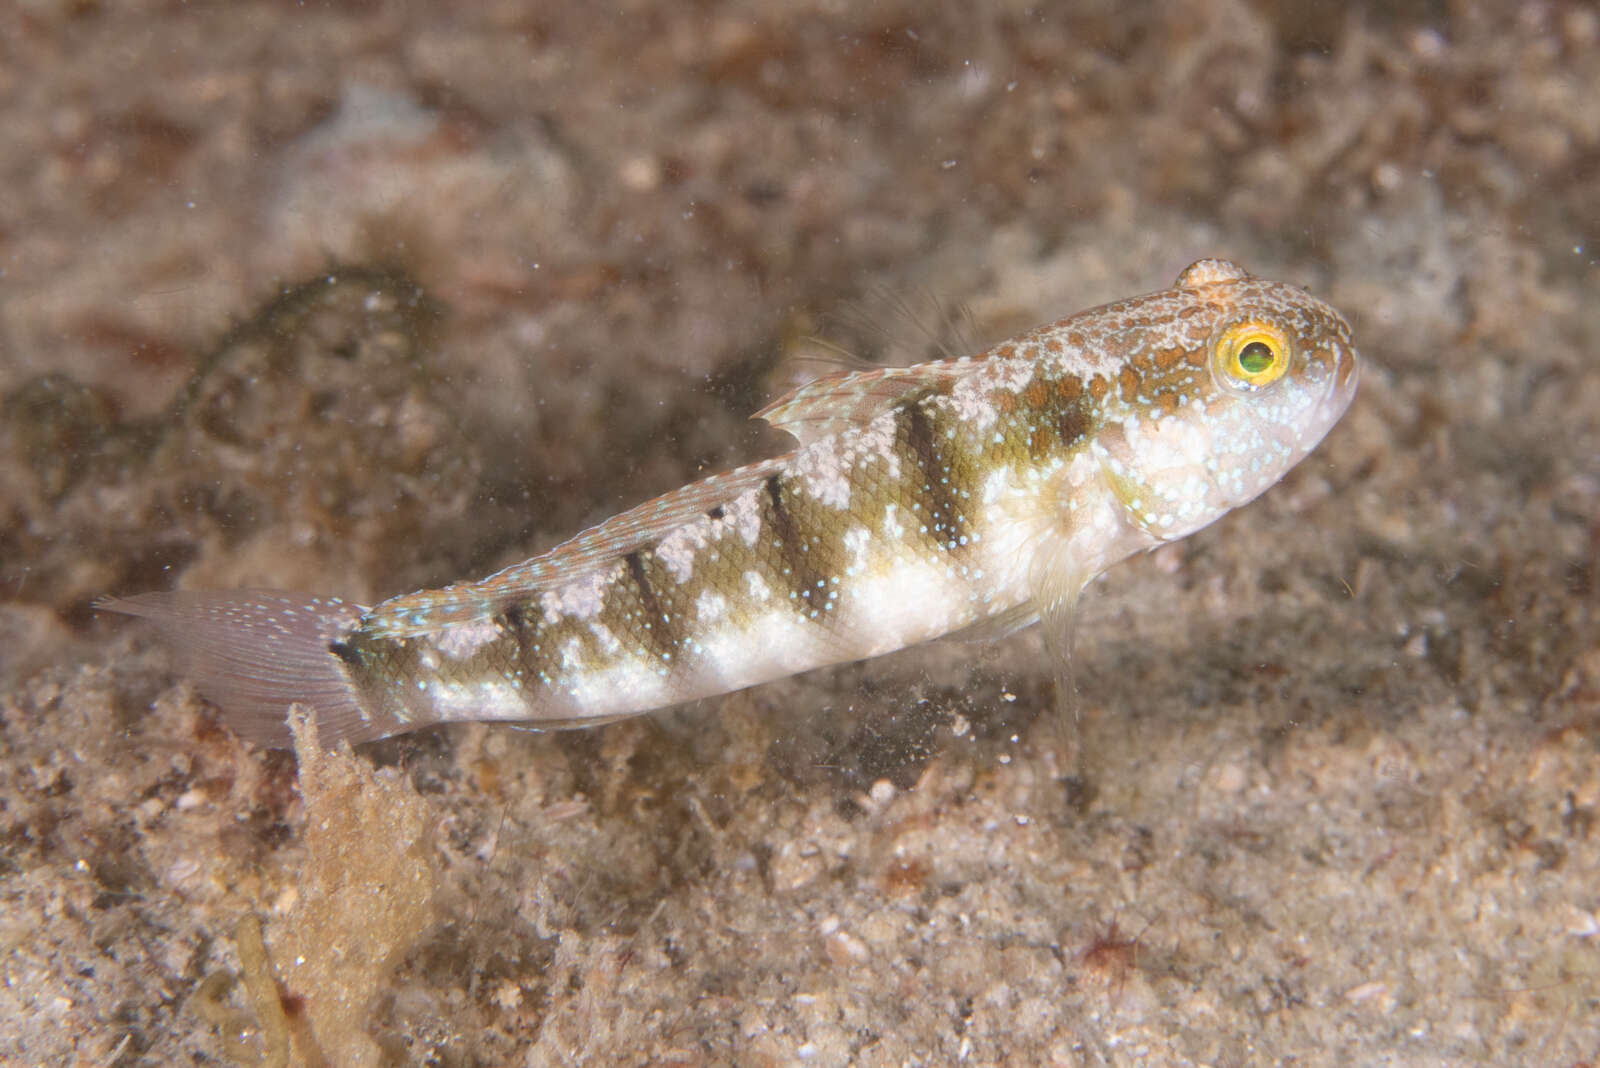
1;2;1597;1065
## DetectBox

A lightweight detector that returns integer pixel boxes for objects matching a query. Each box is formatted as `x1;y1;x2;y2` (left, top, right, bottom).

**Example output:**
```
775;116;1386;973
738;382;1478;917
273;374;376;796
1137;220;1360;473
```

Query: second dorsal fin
754;363;967;445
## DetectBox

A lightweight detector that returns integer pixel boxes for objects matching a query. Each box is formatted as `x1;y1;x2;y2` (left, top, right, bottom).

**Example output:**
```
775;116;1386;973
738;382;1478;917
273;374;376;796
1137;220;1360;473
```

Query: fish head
1094;267;1360;544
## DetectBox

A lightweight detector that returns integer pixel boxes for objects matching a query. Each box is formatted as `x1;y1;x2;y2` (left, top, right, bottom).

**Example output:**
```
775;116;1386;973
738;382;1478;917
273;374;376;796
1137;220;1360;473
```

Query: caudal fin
100;590;386;748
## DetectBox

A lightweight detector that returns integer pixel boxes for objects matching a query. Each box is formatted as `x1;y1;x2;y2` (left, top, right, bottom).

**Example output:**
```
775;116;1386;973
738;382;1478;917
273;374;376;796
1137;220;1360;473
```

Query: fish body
106;259;1359;747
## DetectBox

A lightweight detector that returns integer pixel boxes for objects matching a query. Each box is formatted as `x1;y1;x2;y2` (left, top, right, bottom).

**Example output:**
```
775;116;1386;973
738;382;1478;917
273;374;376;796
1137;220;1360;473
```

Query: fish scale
104;258;1360;748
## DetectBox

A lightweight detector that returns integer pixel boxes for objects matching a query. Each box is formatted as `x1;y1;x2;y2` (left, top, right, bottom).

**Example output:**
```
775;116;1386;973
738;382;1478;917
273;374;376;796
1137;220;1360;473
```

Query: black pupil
1239;341;1275;373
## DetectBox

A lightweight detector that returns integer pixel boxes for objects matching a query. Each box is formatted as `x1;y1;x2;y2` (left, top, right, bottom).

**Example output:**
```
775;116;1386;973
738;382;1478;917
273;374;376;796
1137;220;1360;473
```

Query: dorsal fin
369;457;790;636
1175;258;1250;289
754;362;968;445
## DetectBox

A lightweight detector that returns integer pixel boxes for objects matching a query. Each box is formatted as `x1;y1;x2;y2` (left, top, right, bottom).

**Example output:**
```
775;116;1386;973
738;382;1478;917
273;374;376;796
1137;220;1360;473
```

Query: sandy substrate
1;2;1597;1065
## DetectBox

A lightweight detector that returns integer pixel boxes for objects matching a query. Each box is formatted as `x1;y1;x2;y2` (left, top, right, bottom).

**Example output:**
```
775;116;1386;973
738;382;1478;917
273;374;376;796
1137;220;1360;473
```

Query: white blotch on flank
561;655;673;714
589;621;622;656
745;571;771;602
722;489;763;546
882;503;905;541
542;567;612;624
424;678;529;723
655;521;710;582
841;556;974;656
790;437;851;509
698;609;821;692
949;356;1034;431
696;589;729;624
853;413;901;478
788;411;901;510
982;467;1013;506
433;617;502;660
842;526;872;575
948;381;1000;430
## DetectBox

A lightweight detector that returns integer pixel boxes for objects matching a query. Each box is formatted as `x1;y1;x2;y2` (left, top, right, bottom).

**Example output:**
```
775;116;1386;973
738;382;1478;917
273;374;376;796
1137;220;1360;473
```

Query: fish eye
1214;319;1292;390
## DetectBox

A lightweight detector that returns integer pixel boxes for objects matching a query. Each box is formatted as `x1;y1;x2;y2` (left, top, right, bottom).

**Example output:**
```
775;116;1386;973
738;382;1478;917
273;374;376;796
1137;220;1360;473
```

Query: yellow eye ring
1213;319;1293;390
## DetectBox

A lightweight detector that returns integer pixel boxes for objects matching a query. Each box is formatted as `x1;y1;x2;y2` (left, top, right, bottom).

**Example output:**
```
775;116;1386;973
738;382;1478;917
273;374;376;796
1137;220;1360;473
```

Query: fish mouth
1318;343;1361;425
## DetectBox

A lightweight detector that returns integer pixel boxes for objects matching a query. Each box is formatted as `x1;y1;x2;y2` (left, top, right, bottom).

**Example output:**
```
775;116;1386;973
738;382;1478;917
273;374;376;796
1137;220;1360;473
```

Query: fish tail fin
99;590;390;749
